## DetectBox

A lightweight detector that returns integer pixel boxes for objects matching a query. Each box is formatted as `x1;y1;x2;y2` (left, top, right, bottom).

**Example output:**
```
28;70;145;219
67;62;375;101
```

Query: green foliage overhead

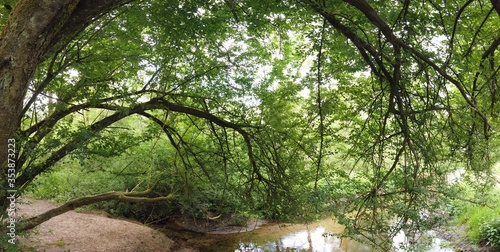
12;0;500;249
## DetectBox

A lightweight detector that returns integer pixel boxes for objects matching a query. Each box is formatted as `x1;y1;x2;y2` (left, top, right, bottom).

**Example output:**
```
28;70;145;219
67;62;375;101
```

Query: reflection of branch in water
307;227;312;251
251;219;259;230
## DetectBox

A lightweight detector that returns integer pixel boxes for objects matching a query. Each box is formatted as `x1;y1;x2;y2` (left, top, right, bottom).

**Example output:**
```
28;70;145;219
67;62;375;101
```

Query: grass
55;239;65;247
452;185;500;245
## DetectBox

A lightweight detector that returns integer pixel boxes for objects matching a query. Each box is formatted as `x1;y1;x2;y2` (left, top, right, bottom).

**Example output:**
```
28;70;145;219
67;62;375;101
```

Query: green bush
27;167;69;201
450;189;500;250
0;235;21;252
480;217;500;249
465;206;497;242
27;167;126;203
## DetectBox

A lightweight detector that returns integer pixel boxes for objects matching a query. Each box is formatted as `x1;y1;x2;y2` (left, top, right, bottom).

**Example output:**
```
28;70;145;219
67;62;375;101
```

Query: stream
159;218;454;252
231;221;373;252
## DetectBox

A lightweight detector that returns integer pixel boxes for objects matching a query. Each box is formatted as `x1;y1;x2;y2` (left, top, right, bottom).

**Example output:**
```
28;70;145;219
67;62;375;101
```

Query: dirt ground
16;198;191;252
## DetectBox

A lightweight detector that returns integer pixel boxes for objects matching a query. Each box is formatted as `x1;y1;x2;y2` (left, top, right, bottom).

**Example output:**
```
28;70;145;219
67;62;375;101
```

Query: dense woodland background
1;0;500;250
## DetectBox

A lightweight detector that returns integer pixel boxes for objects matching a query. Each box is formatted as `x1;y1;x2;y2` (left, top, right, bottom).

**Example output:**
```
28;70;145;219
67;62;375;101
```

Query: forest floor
16;198;192;252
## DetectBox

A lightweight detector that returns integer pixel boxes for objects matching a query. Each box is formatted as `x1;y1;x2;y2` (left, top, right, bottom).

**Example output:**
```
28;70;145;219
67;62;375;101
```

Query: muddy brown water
157;217;455;252
158;218;375;252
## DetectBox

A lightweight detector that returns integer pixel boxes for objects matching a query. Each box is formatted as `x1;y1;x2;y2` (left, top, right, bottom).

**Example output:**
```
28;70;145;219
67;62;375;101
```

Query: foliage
27;158;128;203
5;0;500;249
55;240;65;247
0;232;22;252
0;226;38;252
458;205;499;242
450;186;500;248
480;217;500;249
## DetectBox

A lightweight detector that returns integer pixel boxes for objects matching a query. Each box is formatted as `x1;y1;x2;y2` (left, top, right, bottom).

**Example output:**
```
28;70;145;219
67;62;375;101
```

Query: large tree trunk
0;0;132;210
0;0;78;172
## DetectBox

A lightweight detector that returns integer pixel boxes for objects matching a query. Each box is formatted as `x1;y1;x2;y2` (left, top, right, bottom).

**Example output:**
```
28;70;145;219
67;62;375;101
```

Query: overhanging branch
18;98;266;189
309;0;491;135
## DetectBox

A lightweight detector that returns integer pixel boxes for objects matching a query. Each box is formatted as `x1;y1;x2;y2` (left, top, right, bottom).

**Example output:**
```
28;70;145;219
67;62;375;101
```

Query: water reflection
231;220;452;252
160;217;453;251
234;223;374;252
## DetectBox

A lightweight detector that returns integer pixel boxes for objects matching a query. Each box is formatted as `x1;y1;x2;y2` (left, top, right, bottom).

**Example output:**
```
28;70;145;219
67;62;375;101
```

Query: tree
1;0;499;250
1;0;295;226
298;0;500;247
0;0;134;210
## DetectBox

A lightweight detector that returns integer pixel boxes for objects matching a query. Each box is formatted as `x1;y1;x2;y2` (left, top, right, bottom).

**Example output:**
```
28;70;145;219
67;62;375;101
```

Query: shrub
479;216;500;249
465;206;497;242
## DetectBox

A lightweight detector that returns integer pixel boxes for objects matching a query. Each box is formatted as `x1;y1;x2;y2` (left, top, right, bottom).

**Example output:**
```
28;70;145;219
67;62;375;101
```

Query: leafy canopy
12;0;500;249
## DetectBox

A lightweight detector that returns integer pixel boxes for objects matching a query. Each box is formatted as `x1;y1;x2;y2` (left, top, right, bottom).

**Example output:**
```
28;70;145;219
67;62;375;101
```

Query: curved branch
17;91;150;170
18;98;267;189
343;0;400;46
303;1;393;81
336;0;491;132
17;110;132;188
20;188;173;231
42;0;135;61
149;98;268;183
491;0;500;16
138;102;268;184
21;90;151;138
138;112;203;178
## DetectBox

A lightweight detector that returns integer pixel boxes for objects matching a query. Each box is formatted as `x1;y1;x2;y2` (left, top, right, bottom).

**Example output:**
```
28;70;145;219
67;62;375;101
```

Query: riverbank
14;197;497;252
434;224;498;252
16;198;186;252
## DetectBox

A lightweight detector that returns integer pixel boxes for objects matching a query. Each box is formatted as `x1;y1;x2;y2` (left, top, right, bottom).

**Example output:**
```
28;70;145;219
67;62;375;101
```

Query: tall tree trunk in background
0;0;132;211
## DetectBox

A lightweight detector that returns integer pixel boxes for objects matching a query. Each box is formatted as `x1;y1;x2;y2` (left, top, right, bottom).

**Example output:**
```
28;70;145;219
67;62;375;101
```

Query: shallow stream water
160;218;453;251
209;218;374;252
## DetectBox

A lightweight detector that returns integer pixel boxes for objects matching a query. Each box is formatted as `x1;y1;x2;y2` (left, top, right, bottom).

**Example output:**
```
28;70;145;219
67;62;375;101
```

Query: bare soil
16;198;191;252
